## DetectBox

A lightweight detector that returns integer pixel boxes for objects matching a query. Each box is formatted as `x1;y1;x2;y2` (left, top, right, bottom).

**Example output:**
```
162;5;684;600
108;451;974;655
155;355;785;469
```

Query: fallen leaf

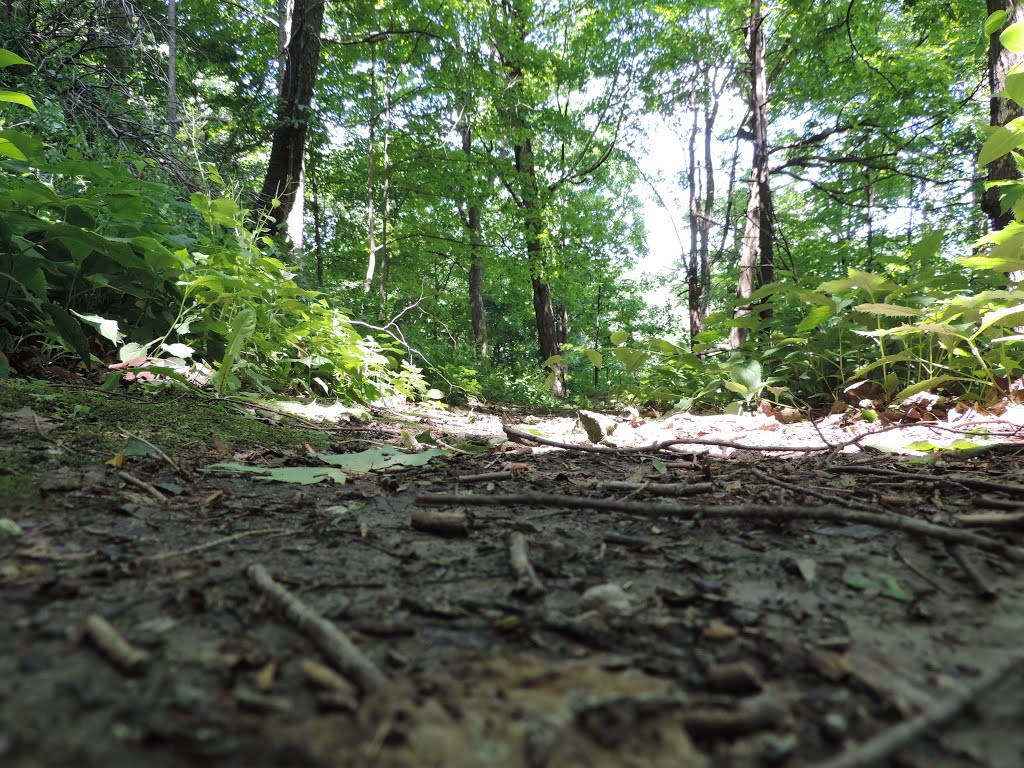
1;406;62;435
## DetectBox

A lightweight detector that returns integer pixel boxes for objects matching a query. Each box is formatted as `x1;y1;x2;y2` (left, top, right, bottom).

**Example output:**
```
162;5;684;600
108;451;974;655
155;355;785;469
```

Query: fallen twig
946;544;998;602
116;470;168;504
959;511;1024;528
415;492;1024;563
81;613;150;674
503;424;833;454
601;480;714;497
509;532;545;597
749;467;883;512
246;564;386;695
455;470;519;483
808;653;1024;768
116;424;188;477
826;465;1024;496
139;528;300;563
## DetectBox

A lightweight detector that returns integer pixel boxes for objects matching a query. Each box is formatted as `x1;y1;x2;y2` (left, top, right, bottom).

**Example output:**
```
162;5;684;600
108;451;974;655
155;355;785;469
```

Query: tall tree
255;0;324;245
983;0;1024;231
731;0;773;348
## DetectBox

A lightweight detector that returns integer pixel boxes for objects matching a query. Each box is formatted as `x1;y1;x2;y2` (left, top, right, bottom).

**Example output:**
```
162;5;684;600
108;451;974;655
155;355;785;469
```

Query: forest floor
2;380;1024;768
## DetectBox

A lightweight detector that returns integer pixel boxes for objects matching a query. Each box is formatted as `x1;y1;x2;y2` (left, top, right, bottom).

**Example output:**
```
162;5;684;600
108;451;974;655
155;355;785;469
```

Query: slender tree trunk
593;284;602;387
277;0;291;93
379;83;391;305
984;0;1024;232
493;0;564;396
461;123;488;358
309;155;324;287
167;0;177;137
686;94;702;338
363;42;378;295
255;0;323;243
732;0;773;348
519;135;564;396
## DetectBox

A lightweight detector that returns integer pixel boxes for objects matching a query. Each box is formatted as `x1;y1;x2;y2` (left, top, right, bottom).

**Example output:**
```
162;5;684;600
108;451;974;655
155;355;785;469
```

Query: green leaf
43;303;91;369
723;380;749;395
959;254;1024;273
729;358;763;391
891;376;954;403
979;116;1024;167
852;350;914;378
0;90;36;110
854;303;921;317
796;304;835;334
610;330;629;345
976;302;1024;335
0;49;32;67
542;354;565;369
209;463;348;485
0;135;26;160
817;269;896;299
584;348;602;368
910;230;945;262
316;446;448;472
1001;20;1024;52
986;10;1008;36
611;347;647;373
71;311;123;345
1000;71;1024;108
224;309;256;362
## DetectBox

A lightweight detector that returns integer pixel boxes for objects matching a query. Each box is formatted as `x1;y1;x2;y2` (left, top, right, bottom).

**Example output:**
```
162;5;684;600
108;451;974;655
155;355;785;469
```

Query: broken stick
509;532;545;597
246;564;386;695
82;613;150;674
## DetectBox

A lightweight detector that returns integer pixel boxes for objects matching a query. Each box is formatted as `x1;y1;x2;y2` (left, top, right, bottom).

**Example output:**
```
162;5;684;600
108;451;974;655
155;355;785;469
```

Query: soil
2;380;1024;768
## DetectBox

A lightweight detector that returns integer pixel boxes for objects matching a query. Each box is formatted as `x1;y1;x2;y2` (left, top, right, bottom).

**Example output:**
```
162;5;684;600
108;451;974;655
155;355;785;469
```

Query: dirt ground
2;382;1024;768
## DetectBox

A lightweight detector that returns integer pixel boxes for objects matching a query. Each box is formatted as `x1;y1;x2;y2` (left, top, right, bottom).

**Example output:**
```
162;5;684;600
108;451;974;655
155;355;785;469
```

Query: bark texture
255;0;324;244
983;0;1024;232
732;0;773;348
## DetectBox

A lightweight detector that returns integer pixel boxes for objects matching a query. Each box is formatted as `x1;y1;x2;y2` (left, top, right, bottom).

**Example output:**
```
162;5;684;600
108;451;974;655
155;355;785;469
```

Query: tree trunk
732;0;773;348
363;42;378;295
493;0;564;395
309;155;324;287
379;82;391;306
255;0;323;244
686;92;702;338
167;0;177;137
461;123;488;358
519;136;564;396
983;0;1024;232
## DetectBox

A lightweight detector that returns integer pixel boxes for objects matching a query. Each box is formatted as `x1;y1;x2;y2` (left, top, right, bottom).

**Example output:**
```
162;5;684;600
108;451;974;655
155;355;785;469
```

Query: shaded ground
2;380;1024;767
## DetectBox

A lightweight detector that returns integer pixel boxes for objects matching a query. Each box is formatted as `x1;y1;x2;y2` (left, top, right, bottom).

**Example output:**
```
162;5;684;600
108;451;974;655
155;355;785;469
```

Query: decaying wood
808;654;1024;768
246;564;386;695
959;510;1024;526
508;532;545;597
411;509;471;537
81;613;150;674
416;492;1024;563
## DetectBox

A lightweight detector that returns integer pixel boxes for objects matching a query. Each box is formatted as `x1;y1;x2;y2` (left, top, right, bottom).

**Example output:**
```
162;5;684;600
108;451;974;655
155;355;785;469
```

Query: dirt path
2;383;1024;767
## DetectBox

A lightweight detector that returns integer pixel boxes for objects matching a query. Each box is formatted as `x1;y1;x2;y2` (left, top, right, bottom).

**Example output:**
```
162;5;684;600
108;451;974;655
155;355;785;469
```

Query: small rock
821;712;848;741
580;583;632;615
173;682;211;713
